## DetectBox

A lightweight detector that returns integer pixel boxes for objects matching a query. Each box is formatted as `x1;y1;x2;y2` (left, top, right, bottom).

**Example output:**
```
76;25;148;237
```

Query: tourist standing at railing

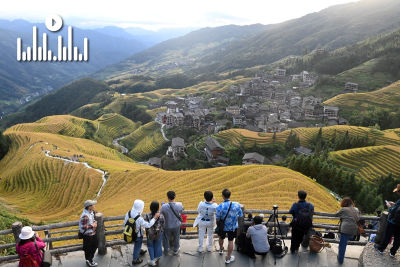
161;191;184;255
289;190;314;254
16;226;46;267
145;201;164;266
375;184;400;258
335;197;360;264
124;199;159;265
193;190;218;253
79;200;98;267
216;188;243;264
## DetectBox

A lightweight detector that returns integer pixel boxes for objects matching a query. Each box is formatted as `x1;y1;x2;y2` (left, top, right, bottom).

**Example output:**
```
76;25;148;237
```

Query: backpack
123;211;140;243
393;206;400;226
20;253;40;267
293;203;313;231
146;214;161;240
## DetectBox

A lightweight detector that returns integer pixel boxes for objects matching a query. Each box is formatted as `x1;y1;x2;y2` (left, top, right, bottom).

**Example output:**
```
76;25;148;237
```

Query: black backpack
393;206;400;226
294;203;313;231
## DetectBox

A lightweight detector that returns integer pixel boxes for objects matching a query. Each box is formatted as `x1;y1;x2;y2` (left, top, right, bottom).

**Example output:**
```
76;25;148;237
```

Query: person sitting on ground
375;184;400;258
193;190;218;253
16;226;46;267
145;201;164;266
216;188;243;264
289;190;314;254
79;200;98;267
160;191;184;255
124;200;159;265
246;216;270;257
279;215;290;237
335;197;360;264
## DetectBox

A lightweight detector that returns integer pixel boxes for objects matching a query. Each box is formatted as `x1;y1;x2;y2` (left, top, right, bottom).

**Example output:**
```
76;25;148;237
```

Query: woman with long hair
145;201;164;266
335;197;360;264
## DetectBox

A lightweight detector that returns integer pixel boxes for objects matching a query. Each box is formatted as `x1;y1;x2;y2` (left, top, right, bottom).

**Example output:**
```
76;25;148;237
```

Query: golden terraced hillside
216;125;400;148
0;126;340;223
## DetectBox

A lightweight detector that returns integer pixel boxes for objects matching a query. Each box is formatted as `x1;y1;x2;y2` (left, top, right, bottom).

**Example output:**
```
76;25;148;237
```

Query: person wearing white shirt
194;191;218;252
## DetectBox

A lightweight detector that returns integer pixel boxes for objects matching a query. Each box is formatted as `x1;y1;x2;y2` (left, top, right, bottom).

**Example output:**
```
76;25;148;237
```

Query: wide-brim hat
19;226;35;240
84;199;97;208
393;184;400;193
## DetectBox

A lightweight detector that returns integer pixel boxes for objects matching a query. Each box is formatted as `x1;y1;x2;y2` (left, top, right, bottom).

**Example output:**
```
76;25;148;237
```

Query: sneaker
219;248;224;255
155;257;161;262
173;248;180;255
148;260;156;266
198;247;203;253
374;244;384;255
86;260;98;267
225;256;235;264
132;259;143;265
207;248;213;252
390;253;395;258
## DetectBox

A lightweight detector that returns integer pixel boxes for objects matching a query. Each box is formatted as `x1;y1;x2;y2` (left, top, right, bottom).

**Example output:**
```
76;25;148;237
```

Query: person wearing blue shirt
375;184;400;258
289;190;314;253
216;189;243;264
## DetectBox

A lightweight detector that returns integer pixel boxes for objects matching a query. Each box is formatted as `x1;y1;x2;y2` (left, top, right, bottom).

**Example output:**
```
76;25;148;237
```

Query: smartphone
385;200;390;207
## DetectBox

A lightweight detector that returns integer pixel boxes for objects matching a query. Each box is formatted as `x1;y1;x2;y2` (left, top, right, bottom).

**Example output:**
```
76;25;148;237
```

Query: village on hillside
148;68;359;168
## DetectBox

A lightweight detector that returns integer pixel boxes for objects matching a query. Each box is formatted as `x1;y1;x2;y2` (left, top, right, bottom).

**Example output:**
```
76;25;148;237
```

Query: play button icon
45;14;63;32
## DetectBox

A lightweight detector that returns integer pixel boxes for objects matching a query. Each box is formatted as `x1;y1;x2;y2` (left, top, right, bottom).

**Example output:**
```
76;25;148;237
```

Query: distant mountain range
0;20;193;114
97;0;400;84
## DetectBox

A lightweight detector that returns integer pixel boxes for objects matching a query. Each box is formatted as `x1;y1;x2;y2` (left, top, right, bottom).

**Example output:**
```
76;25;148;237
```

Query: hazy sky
1;0;360;30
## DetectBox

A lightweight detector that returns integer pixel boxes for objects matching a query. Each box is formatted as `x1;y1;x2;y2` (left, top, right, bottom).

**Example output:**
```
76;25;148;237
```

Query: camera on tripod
273;204;278;210
267;205;288;259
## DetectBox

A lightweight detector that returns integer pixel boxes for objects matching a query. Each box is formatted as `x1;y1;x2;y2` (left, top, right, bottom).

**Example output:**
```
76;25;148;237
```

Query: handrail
0;208;384;263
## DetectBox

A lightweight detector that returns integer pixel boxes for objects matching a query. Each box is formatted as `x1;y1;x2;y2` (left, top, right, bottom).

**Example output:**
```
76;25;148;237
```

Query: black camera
273;204;278;210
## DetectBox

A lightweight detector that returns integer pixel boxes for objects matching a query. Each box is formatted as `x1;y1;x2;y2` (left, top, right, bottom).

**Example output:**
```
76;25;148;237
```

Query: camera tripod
266;205;288;263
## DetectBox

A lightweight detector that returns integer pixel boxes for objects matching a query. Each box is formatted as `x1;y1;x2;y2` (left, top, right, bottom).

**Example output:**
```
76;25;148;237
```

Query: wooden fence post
12;222;22;243
95;213;107;255
236;205;245;244
375;212;388;245
44;230;53;250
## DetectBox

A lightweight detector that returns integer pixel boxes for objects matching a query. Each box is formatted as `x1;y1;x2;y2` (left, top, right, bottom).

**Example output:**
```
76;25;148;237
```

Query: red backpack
20;253;40;267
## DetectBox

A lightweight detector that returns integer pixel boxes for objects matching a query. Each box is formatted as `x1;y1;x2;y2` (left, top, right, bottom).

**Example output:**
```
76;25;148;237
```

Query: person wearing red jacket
16;226;46;267
180;213;187;235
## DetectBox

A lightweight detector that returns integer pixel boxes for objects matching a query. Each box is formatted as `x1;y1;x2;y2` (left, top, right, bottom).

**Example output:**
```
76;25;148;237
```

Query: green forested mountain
96;0;400;86
0;78;111;128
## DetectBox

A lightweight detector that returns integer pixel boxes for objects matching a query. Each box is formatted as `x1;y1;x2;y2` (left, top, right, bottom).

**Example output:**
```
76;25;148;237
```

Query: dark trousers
83;234;98;261
378;222;400;255
290;226;307;252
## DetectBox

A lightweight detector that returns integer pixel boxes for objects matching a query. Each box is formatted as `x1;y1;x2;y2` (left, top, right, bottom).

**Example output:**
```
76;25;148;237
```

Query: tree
285;131;300;152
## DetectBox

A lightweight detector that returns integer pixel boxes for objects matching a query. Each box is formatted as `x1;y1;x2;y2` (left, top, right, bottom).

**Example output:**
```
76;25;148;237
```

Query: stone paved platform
2;238;368;267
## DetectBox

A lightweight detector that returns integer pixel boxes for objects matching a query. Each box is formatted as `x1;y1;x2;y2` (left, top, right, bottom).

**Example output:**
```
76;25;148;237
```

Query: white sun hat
19;226;35;240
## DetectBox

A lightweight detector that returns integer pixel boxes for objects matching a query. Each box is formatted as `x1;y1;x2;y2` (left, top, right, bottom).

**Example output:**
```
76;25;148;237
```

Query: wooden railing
0;207;384;263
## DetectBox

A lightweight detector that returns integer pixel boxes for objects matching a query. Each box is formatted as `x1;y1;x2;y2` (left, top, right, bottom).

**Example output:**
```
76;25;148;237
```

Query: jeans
378;222;400;255
198;221;214;250
133;236;143;260
147;237;162;260
163;227;180;253
83;234;98;261
338;233;352;263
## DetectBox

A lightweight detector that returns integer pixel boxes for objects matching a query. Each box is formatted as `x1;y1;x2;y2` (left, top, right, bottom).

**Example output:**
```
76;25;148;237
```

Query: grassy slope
0;128;339;223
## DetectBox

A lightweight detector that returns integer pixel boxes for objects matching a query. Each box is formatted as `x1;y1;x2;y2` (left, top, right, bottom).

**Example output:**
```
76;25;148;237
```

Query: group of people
15;185;400;267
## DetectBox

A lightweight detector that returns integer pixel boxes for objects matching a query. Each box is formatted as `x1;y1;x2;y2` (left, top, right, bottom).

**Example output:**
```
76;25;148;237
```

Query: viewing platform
1;208;399;266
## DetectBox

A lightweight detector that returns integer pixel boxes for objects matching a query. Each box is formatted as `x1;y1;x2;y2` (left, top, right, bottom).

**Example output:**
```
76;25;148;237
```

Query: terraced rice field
216;125;400;148
330;145;400;182
0;127;339;223
324;81;400;112
120;121;167;161
96;113;139;139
